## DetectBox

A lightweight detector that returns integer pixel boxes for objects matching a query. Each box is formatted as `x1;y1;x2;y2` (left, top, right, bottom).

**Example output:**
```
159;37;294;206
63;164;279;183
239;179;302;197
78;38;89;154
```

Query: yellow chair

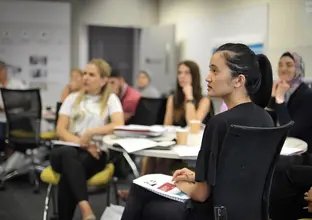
10;130;57;140
40;163;118;220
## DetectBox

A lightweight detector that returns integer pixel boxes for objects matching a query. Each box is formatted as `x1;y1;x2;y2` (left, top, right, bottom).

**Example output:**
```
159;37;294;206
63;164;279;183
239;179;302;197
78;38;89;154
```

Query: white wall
0;0;71;107
71;0;159;68
159;0;312;78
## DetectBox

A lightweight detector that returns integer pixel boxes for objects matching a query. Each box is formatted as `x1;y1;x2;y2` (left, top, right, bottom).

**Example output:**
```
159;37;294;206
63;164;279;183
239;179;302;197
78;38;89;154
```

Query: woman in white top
50;59;124;220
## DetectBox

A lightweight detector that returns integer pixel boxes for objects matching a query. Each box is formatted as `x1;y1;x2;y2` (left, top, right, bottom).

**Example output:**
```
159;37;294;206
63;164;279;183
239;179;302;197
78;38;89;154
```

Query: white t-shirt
59;92;123;136
0;78;27;108
0;78;27;90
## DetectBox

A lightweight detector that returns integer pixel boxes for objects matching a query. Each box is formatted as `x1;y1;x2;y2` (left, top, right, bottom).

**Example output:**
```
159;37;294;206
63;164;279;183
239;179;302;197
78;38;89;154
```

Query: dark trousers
50;146;107;220
121;183;212;220
270;156;312;220
121;183;186;220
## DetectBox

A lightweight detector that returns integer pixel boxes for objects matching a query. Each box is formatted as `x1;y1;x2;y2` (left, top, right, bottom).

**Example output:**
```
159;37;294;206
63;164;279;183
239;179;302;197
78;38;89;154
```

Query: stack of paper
112;138;175;153
114;125;166;137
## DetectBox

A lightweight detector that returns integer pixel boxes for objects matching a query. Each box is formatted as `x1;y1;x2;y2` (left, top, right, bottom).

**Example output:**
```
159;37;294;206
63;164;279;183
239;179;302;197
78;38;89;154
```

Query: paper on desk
172;145;200;157
280;147;304;156
101;204;124;220
112;138;174;153
52;140;80;147
115;125;166;133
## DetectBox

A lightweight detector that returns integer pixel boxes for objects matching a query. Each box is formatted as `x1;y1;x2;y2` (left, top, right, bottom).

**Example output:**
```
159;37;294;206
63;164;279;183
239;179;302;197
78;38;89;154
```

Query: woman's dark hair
174;60;203;123
110;69;122;78
281;52;295;61
215;43;273;108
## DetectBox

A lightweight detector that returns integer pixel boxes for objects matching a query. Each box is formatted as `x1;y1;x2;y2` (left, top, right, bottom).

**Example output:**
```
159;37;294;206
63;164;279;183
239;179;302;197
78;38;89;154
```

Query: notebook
51;140;80;147
114;125;166;138
133;174;189;203
280;147;305;156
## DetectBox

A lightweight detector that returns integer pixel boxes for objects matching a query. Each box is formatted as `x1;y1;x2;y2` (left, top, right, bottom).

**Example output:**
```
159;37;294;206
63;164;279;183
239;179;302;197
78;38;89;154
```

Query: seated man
108;70;141;122
0;61;28;175
136;70;160;98
0;61;27;109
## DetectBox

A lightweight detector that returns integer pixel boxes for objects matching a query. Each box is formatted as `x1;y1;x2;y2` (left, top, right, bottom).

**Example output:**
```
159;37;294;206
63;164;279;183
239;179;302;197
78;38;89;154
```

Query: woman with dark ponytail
120;43;274;220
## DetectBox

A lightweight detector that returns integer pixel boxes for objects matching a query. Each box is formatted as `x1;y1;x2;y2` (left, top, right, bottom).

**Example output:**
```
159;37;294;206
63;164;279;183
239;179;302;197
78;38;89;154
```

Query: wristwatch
186;99;195;105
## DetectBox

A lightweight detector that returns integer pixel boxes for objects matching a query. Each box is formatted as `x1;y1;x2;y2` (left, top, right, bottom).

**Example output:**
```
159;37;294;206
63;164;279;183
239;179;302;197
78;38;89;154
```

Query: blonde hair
71;68;83;77
73;59;112;115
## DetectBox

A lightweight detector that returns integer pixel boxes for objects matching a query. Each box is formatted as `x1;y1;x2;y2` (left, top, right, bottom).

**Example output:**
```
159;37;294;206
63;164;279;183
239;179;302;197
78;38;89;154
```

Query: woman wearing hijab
267;52;312;152
136;70;161;98
268;52;312;220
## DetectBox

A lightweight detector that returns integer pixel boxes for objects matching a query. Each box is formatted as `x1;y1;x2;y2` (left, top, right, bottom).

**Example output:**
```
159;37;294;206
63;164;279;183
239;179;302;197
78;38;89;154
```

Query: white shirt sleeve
107;93;123;116
59;93;78;116
16;80;27;89
7;78;27;89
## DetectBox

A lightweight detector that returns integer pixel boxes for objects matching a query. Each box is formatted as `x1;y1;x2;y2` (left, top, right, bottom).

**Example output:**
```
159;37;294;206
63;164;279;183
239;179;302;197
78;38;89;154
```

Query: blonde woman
60;68;84;102
51;59;124;220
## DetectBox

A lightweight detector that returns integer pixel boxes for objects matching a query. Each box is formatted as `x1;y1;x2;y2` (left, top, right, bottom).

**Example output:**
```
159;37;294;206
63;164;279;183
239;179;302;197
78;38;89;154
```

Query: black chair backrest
203;101;215;125
54;102;62;128
127;97;167;125
1;88;42;143
213;121;293;220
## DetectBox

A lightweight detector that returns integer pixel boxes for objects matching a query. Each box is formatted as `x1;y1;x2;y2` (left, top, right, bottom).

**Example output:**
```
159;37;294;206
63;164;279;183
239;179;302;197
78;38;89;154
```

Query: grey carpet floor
0;176;127;220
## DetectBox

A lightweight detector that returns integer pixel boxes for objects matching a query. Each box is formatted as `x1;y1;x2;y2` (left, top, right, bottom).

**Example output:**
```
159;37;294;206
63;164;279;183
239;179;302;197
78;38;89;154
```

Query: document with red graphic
133;174;189;203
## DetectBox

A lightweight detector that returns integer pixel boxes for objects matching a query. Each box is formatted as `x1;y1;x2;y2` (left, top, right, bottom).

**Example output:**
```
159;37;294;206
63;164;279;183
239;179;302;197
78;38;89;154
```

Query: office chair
0;88;54;193
54;102;62;129
127;97;167;125
40;147;118;220
213;121;293;220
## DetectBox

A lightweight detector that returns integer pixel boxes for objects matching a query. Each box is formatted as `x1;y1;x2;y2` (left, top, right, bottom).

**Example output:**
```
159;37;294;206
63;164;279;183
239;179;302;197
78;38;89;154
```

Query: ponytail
252;54;273;108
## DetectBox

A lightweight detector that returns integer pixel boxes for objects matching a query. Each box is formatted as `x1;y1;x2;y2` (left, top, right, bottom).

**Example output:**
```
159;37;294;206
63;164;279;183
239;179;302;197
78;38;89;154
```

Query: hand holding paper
79;129;94;147
172;168;195;183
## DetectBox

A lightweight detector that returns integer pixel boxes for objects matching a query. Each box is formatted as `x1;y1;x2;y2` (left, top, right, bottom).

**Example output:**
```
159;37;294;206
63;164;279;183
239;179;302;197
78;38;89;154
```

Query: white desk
102;133;308;178
102;135;308;160
104;143;195;160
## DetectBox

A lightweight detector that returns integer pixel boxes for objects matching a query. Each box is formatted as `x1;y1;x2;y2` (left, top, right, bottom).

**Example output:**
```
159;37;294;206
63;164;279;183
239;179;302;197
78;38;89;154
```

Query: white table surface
102;134;308;160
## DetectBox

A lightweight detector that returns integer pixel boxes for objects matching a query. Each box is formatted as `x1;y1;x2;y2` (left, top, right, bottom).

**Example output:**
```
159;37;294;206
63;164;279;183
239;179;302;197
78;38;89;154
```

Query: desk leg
122;152;140;178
